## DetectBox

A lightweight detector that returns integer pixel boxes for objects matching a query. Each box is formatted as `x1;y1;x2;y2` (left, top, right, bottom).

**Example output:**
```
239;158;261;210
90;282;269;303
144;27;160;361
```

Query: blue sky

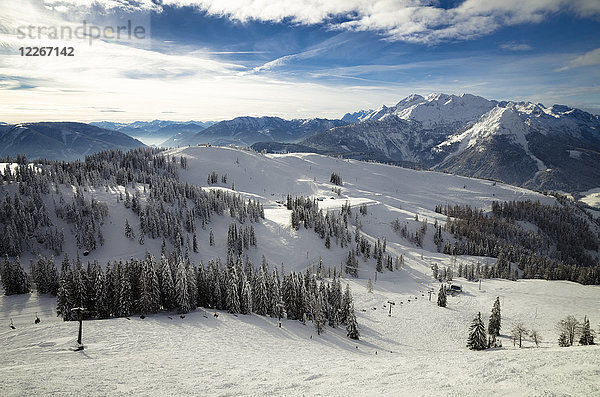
0;0;599;122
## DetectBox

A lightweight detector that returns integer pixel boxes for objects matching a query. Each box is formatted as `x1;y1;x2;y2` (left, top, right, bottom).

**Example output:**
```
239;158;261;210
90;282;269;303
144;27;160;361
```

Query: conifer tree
159;254;175;310
94;268;110;319
125;219;135;239
271;269;285;320
186;261;197;312
346;302;360;340
56;256;73;320
226;267;240;314
0;256;30;295
579;316;595;345
488;297;501;336
467;312;487;350
558;331;570;347
437;285;447;307
341;283;352;324
116;263;132;317
314;292;326;335
254;268;269;316
175;259;190;314
240;273;253;314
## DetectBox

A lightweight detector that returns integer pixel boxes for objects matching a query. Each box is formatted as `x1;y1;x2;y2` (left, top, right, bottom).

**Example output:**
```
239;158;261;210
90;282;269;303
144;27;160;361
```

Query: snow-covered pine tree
56;256;73;320
437;285;447;307
558;331;570;347
116;262;133;317
125;219;134;239
488;297;501;336
432;263;439;280
253;267;269;316
196;262;208;308
271;268;285;320
94;267;110;319
186;260;198;311
341;283;352;324
159;253;175;310
313;291;326;335
240;272;253;314
346;302;360;340
226;266;240;314
0;256;30;295
137;257;157;315
71;260;87;309
175;259;190;314
328;277;342;327
579;316;595;345
467;312;487;350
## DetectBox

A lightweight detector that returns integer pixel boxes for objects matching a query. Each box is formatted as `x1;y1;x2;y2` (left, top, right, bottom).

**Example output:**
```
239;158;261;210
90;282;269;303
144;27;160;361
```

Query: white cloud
556;48;600;71
37;0;600;43
500;42;534;51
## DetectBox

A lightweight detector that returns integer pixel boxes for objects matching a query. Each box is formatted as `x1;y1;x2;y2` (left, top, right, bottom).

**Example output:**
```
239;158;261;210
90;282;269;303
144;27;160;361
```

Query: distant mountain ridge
0;122;145;161
91;120;215;144
160;116;349;147
258;93;600;193
4;93;599;193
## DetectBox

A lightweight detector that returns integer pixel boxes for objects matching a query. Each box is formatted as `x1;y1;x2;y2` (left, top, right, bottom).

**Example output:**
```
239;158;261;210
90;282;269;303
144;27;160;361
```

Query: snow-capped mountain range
292;93;600;193
2;93;598;193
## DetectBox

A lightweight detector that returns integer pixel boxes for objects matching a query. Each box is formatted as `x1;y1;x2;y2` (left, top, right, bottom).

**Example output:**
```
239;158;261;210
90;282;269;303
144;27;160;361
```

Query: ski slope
1;275;599;396
2;146;599;395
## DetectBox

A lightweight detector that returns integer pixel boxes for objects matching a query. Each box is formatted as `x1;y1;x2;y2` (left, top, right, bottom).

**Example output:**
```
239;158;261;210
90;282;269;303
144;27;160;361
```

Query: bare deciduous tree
530;329;542;347
556;316;580;347
511;322;528;348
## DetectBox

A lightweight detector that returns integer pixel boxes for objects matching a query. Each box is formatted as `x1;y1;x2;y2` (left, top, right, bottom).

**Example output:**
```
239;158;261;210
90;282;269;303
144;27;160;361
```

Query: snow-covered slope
7;145;556;277
2;256;599;396
1;146;599;395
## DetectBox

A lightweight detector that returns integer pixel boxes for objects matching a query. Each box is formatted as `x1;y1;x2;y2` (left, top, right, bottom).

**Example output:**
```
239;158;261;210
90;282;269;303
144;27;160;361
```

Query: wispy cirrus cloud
556;48;600;71
499;42;534;51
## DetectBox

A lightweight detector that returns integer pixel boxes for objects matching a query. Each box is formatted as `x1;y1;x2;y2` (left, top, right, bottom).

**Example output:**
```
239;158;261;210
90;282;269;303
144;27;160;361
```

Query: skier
34;313;40;324
9;318;15;329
